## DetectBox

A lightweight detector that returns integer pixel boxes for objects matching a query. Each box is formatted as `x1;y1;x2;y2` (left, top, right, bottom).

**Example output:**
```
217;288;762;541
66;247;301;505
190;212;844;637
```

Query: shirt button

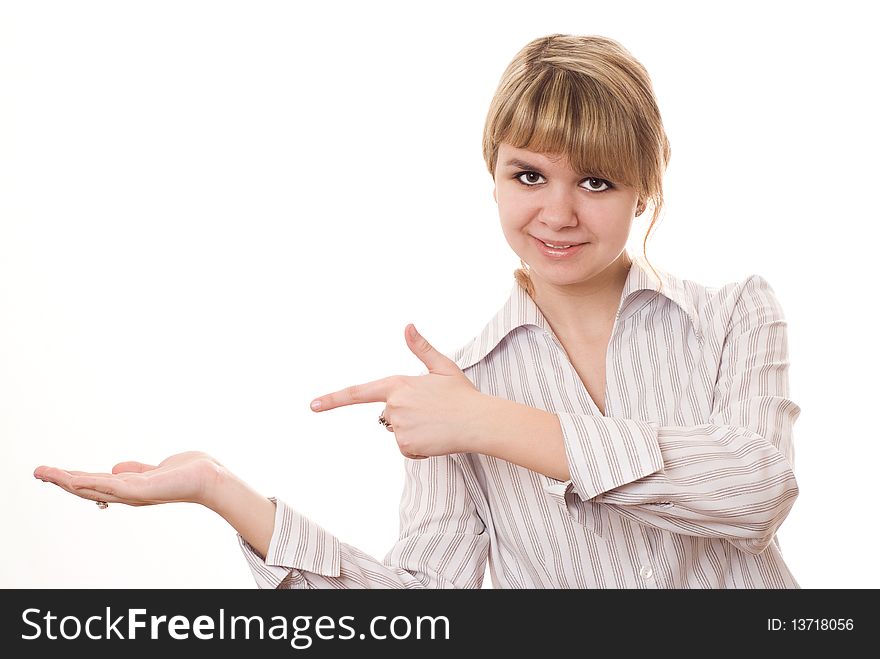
639;565;654;579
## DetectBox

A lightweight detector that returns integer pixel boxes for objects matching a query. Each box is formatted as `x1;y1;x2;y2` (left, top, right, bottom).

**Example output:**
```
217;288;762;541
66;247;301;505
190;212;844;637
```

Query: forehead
498;143;577;172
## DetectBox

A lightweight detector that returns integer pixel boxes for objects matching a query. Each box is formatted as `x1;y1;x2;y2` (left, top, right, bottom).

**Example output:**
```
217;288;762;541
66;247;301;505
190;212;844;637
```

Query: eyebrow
503;158;545;171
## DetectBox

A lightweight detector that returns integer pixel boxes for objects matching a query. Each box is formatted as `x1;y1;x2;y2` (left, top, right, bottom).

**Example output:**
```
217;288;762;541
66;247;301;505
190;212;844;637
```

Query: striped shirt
239;253;801;588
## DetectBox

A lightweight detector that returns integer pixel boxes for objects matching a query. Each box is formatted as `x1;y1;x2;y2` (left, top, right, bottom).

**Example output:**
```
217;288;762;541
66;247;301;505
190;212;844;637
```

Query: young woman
34;34;801;588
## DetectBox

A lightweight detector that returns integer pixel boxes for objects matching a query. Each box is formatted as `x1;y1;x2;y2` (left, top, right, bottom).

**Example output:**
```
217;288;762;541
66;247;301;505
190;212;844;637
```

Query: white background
1;0;877;589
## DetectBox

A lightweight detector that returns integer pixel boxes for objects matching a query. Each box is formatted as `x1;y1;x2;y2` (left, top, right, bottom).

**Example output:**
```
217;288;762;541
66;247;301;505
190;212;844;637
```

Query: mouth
531;235;589;258
534;238;586;249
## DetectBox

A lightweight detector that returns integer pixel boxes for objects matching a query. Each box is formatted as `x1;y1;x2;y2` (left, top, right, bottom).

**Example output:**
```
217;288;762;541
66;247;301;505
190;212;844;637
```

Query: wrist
199;460;236;513
468;397;569;480
197;460;278;559
466;393;507;455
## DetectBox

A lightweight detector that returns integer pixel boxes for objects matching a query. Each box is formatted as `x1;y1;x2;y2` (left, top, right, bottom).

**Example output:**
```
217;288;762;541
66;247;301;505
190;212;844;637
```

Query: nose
538;185;578;231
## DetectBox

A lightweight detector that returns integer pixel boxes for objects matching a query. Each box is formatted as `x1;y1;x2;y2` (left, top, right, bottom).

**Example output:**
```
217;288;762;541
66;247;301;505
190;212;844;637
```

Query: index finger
310;375;400;412
34;466;122;501
34;466;111;486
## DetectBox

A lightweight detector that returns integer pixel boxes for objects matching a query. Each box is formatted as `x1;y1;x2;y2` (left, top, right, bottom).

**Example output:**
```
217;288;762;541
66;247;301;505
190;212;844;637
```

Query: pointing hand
310;324;488;459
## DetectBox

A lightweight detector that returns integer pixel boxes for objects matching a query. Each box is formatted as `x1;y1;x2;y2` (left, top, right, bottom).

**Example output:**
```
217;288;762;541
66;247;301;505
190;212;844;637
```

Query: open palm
33;451;222;507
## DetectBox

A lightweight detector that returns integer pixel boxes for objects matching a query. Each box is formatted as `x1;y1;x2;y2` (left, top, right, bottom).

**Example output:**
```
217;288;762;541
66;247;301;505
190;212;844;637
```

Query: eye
515;171;545;186
581;177;613;192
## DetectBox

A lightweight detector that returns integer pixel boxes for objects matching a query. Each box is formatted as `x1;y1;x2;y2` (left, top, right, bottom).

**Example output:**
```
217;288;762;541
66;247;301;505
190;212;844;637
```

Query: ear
492;185;497;204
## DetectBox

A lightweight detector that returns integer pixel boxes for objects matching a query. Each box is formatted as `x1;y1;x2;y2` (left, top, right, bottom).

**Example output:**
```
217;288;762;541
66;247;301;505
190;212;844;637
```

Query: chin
532;255;620;282
530;268;593;288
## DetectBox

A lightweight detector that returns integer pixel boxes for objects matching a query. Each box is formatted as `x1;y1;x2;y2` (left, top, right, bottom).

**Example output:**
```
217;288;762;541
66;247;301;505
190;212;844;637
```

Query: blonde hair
482;34;670;296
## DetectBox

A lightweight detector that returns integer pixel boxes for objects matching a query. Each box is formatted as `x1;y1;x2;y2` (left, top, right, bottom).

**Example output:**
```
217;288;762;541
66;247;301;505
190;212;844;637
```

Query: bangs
491;67;643;189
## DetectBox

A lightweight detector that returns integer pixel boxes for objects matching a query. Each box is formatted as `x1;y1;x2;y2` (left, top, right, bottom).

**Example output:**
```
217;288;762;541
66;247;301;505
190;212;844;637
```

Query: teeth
543;241;572;249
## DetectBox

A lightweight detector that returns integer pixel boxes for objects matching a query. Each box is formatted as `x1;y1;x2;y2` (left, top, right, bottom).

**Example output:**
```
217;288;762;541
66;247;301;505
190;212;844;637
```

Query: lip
531;235;588;259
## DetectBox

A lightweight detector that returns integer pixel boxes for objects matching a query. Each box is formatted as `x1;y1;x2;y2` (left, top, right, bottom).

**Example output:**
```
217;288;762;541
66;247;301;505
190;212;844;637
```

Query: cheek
498;211;532;243
582;204;635;233
496;195;531;227
497;213;530;252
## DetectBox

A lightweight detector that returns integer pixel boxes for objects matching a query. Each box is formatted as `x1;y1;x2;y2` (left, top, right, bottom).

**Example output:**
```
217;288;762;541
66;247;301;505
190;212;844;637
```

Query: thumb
405;324;461;375
112;461;158;474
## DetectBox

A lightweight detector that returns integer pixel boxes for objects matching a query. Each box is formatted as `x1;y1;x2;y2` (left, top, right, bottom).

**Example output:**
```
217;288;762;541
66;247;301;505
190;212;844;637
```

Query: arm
204;466;277;559
472;275;800;555
35;450;490;588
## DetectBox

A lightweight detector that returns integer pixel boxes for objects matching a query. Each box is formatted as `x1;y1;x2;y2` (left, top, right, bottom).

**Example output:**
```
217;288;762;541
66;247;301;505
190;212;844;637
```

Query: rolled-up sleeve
553;274;801;555
238;453;490;588
238;498;340;588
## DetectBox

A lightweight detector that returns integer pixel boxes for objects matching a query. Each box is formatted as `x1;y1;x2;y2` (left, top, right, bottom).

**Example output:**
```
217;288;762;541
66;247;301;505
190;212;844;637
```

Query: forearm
472;395;570;481
203;466;277;560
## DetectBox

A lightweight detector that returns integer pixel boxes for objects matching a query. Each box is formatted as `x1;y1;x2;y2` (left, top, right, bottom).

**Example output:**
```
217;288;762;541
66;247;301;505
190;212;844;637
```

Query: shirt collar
454;253;701;371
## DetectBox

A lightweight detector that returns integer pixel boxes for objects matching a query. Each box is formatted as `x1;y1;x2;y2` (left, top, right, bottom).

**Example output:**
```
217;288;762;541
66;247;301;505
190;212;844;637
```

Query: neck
529;251;632;344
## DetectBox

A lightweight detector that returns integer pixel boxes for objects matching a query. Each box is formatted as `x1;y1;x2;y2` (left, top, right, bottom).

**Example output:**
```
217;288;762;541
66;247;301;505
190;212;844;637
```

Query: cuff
237;497;341;589
543;480;608;538
556;414;664;500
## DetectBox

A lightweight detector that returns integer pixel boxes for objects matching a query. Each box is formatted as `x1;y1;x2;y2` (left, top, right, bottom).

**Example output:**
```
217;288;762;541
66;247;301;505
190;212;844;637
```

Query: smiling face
493;143;641;297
